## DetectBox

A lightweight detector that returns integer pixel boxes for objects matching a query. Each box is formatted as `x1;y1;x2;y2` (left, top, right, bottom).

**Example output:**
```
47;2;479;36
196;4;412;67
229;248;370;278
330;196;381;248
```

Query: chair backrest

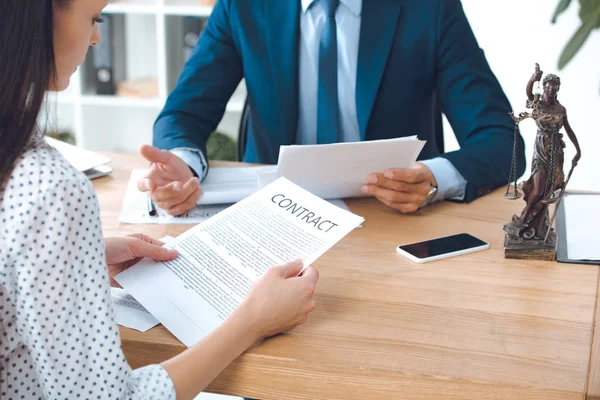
432;93;444;155
237;97;251;162
236;95;444;161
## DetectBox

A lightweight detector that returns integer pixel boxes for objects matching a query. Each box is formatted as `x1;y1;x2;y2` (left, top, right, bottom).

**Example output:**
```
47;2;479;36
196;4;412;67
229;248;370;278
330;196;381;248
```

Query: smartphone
396;233;490;263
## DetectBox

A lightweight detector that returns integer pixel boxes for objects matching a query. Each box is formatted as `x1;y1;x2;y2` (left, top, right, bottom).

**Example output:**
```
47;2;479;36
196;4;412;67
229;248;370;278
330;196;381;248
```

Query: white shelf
105;3;157;14
46;92;78;105
81;95;164;108
51;1;243;152
163;5;213;16
104;2;213;16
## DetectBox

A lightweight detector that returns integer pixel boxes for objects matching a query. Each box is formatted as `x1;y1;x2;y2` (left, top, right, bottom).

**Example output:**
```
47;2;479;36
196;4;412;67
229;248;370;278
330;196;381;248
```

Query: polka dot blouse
0;135;176;399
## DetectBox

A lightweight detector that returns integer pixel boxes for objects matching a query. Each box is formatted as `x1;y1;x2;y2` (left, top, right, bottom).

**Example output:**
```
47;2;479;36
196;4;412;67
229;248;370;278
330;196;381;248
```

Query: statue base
503;221;557;261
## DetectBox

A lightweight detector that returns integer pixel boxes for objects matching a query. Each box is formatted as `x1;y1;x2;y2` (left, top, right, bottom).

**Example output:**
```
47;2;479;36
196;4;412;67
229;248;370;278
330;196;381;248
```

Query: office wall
445;0;600;192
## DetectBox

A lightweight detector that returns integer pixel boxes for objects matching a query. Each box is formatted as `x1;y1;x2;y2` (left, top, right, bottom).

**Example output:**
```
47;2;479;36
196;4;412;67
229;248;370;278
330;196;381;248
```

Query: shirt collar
301;0;362;17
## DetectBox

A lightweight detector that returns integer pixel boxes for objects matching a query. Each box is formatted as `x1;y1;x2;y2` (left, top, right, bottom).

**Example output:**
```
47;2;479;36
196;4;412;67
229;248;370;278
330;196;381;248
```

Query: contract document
277;136;425;199
116;177;364;346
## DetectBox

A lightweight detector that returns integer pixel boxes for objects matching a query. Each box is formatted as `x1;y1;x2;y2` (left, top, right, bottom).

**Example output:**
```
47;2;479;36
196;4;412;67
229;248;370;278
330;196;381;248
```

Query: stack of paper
198;165;277;205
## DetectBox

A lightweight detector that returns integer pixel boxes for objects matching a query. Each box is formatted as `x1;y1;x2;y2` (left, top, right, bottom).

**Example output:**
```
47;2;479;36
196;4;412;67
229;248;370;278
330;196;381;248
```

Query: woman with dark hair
0;1;318;399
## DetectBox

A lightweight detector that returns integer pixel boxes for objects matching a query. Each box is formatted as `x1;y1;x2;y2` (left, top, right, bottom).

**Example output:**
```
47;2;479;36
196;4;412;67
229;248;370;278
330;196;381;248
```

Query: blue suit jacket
154;0;525;202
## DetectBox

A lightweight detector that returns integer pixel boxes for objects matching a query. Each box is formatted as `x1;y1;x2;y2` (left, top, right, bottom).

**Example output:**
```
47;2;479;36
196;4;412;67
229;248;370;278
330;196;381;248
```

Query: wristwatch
418;183;438;209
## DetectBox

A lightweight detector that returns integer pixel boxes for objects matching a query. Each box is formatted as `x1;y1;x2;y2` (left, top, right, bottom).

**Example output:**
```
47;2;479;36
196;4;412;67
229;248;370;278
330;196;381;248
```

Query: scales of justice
503;63;582;261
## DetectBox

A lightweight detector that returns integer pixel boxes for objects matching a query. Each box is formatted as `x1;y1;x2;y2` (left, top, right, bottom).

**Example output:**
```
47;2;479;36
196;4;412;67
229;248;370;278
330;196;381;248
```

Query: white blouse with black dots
0;135;176;399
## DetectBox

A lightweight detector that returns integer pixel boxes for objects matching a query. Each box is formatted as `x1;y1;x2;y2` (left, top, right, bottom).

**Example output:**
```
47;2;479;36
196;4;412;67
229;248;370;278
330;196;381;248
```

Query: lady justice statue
503;63;581;260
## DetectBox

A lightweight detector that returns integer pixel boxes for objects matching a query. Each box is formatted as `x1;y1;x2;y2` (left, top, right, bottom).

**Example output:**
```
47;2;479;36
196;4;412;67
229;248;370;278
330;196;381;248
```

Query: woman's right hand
238;259;319;339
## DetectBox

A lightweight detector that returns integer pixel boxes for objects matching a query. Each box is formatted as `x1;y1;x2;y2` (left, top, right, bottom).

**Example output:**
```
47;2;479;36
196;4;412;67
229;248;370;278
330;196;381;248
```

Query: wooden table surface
95;153;600;400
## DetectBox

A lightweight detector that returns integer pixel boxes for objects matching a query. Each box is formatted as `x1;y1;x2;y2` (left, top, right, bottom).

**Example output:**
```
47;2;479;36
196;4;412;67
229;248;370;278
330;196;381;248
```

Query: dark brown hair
0;0;71;192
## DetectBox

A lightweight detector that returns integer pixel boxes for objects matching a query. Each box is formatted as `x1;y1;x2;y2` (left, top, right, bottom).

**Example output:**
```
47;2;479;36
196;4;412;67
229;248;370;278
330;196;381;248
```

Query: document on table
111;236;176;332
116;177;364;347
119;169;231;224
198;165;278;205
277;136;425;199
557;193;600;263
46;136;112;179
111;288;160;332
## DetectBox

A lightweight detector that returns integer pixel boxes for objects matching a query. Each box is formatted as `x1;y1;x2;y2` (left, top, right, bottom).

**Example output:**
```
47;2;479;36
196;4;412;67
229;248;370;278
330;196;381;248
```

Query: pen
147;195;157;217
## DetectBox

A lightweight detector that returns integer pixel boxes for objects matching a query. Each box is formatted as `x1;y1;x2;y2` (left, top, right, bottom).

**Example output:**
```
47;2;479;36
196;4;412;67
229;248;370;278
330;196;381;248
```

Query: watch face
419;185;438;209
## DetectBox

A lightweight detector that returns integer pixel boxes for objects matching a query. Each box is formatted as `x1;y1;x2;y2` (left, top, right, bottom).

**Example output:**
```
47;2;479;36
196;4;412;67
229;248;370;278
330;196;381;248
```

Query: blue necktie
317;0;340;144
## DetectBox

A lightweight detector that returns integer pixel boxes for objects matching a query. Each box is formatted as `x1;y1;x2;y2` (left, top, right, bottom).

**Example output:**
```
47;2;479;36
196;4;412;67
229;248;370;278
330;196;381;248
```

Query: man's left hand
361;162;437;213
105;234;178;287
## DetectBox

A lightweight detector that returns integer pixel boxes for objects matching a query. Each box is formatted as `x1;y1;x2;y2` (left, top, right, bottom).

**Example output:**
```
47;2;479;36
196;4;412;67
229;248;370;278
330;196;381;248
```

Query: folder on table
556;193;600;265
46;137;112;180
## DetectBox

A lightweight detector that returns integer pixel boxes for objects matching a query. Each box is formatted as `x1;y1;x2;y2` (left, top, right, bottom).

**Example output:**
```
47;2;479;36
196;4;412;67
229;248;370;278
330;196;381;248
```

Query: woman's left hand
105;234;178;287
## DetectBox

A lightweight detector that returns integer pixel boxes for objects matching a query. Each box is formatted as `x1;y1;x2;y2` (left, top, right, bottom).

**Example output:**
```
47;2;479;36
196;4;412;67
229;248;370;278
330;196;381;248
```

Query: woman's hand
105;234;178;287
236;259;319;339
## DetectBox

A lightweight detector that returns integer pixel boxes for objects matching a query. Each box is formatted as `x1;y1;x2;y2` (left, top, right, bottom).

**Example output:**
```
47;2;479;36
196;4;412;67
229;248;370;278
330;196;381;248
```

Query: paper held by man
194;135;425;205
115;177;364;347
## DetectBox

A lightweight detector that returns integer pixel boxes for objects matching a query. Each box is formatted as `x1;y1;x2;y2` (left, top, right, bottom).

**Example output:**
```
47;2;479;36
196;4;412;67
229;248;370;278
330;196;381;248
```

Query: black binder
556;193;600;265
91;14;125;95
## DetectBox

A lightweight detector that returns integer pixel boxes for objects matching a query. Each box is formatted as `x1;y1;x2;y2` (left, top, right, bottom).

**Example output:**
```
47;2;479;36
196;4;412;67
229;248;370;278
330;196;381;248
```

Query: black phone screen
398;233;488;259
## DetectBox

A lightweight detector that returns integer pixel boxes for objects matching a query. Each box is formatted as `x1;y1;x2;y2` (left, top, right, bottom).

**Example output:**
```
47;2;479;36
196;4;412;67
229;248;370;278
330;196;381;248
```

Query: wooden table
95;153;599;400
588;278;600;400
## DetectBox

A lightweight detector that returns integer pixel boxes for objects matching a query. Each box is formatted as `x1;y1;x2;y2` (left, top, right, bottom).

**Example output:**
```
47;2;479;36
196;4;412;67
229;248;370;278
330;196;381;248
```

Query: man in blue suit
139;0;525;216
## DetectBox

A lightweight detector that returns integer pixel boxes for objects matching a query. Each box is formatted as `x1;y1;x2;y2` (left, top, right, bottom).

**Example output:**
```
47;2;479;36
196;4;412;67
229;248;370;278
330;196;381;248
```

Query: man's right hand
138;144;202;216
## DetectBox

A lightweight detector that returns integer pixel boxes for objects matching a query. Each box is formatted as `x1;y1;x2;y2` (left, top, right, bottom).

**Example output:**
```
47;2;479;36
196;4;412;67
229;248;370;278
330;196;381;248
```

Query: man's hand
138;144;202;215
361;162;437;213
105;234;178;287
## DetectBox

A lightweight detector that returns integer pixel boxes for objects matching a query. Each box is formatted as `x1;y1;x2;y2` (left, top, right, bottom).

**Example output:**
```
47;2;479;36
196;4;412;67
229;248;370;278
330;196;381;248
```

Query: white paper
119;169;231;224
46;136;111;173
277;136;425;199
198;166;278;205
111;288;160;332
116;177;364;347
327;199;361;228
564;194;600;260
111;236;176;332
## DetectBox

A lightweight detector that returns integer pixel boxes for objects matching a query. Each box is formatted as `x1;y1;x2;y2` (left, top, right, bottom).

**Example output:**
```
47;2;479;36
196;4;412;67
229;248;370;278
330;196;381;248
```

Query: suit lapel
356;0;402;140
265;0;300;146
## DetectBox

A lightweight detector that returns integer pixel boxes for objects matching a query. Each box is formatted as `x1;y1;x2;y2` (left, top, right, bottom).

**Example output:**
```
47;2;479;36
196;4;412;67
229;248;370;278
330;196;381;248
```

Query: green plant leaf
552;0;573;23
578;0;599;20
558;11;600;68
